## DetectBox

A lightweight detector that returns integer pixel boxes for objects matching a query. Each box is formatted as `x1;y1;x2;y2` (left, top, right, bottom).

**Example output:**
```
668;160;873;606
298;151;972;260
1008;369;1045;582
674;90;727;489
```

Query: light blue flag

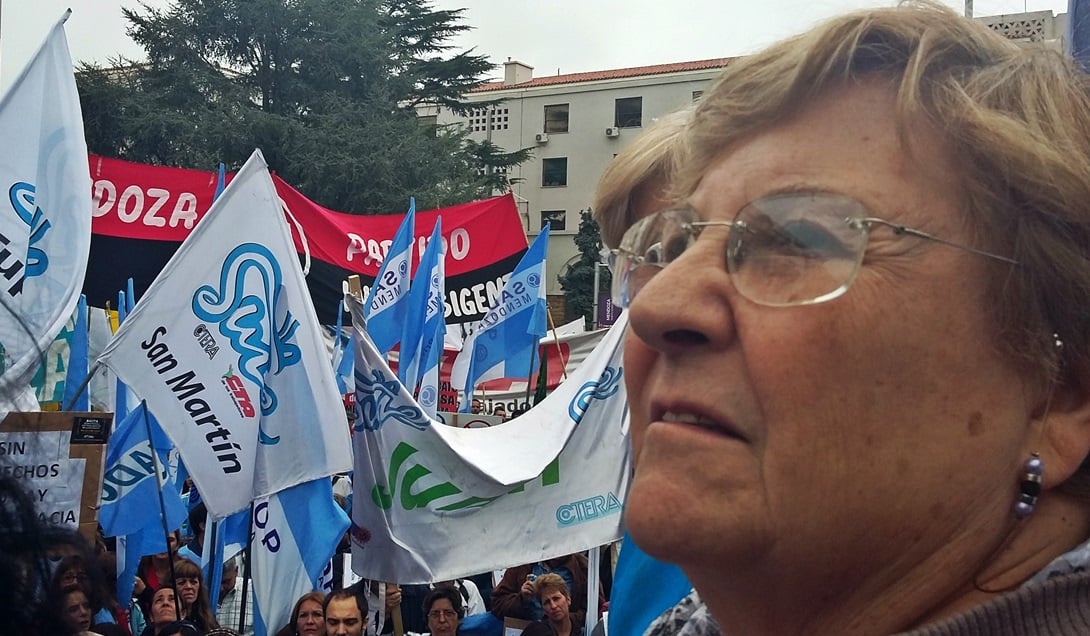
363;198;415;354
251;478;350;636
398;218;446;397
607;533;691;636
62;294;88;410
204;507;249;609
335;333;355;396
452;225;550;411
100;402;186;603
114;289;128;419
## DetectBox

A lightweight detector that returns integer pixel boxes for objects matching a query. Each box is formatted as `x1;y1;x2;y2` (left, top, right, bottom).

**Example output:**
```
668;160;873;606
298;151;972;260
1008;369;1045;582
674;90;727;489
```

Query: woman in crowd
135;531;181;616
172;558;220;632
530;574;573;636
140;587;179;636
416;586;464;636
273;591;325;636
56;584;94;635
616;2;1090;634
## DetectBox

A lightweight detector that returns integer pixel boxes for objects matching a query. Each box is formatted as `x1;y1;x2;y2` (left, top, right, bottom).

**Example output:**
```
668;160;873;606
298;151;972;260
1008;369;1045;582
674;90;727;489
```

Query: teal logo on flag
568;366;623;422
192;243;303;444
353;368;429;431
2;182;53;296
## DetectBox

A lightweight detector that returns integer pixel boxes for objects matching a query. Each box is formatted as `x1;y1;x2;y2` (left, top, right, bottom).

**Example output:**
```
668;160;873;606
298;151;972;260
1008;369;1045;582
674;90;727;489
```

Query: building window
418;114;437;137
542;210;566;231
544;104;569;133
692;90;704;102
542;158;568;187
615;97;642;128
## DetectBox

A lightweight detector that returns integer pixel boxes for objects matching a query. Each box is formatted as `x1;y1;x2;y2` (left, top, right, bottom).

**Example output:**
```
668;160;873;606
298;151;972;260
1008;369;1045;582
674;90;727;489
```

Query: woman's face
176;575;200;607
623;82;1037;604
296;599;325;636
540;589;570;625
425;597;459;636
62;589;92;633
151;588;178;625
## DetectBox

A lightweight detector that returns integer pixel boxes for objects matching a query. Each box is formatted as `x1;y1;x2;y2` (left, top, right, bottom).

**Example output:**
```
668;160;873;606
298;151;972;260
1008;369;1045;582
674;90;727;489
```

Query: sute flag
398;218;446;401
97;150;352;519
363;198;415;354
0;12;91;401
452;225;550;411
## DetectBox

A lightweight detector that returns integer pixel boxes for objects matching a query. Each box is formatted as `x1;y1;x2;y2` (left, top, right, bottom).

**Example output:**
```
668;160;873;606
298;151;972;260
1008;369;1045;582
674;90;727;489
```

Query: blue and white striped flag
452;225;550;411
99;402;186;603
397;218;446;410
363;198;415;354
251;478;349;636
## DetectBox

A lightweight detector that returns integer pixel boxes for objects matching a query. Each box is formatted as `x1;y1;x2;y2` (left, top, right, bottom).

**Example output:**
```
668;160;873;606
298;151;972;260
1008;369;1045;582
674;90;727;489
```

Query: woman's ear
1036;377;1090;489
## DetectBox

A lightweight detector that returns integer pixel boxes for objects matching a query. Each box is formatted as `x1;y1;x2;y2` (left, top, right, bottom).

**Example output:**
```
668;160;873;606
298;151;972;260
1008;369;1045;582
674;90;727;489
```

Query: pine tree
558;209;611;329
77;0;531;213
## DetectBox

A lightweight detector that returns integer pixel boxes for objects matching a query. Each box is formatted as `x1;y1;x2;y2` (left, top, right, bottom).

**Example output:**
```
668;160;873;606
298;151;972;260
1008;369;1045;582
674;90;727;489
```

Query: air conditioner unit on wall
535;132;549;143
605;127;621;138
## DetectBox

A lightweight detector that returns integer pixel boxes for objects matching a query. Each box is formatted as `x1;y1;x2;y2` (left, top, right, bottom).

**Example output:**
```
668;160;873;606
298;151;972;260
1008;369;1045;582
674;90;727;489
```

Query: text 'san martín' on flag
97;150;351;519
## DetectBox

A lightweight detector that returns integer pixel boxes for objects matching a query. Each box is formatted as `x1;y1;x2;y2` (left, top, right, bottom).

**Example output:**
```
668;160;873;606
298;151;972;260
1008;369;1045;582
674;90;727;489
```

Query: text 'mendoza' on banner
348;295;631;583
0;13;91;400
97;150;352;519
85;154;527;328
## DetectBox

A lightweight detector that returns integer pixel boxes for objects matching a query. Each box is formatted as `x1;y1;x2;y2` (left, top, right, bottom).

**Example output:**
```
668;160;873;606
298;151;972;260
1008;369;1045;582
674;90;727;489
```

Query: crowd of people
6;2;1090;635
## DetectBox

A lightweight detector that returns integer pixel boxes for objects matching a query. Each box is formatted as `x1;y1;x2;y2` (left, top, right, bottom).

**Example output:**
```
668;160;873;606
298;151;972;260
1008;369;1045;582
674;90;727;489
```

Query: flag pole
238;502;255;635
61;360;102;411
546;304;569;380
141;400;182;618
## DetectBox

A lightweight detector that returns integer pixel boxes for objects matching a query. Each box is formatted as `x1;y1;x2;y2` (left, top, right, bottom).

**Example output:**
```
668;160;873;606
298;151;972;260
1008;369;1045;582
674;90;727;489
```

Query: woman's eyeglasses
428;609;458;620
606;192;1017;308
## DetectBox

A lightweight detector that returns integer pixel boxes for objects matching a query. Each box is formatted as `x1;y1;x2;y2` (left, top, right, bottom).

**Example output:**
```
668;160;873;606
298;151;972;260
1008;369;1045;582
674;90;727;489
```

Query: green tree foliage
77;0;532;213
558;210;610;329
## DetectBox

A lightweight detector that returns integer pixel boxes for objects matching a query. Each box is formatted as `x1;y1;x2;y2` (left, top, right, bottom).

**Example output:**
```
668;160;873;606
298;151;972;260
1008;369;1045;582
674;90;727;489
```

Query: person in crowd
519;623;555;636
413;585;464;636
490;404;507;421
91;624;131;636
172;558;220;632
591;109;696;636
153;621;201;636
527;574;574;636
56;584;94;635
490;554;601;635
616;3;1090;634
273;591;325;636
324;584;368;636
135;530;181;615
470;399;483;415
140;587;179;636
215;558;253;636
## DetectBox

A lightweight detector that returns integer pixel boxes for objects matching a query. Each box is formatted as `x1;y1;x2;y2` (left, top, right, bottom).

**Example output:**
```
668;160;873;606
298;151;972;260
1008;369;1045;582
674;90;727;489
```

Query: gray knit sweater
643;571;1090;636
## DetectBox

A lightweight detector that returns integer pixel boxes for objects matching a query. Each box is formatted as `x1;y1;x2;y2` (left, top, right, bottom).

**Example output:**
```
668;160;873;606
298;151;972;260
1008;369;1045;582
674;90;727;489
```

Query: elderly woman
172;558;220;632
140;587;179;636
415;585;465;636
614;2;1090;634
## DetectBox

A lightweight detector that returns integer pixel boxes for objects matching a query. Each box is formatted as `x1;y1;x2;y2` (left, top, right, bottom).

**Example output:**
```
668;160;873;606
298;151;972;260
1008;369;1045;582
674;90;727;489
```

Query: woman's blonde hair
533;572;571;602
680;1;1090;494
592;108;693;248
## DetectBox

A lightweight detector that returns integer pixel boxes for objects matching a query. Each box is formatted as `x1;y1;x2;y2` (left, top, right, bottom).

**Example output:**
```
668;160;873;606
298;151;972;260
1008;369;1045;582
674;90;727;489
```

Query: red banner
85;155;529;326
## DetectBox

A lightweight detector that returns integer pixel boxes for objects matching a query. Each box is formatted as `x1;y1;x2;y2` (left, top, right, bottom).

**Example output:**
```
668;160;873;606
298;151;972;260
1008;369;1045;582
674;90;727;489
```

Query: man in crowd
325;584;369;636
215;557;253;635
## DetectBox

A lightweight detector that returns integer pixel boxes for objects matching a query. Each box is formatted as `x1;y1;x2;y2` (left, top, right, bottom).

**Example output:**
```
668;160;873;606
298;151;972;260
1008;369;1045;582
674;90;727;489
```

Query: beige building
424;8;1066;314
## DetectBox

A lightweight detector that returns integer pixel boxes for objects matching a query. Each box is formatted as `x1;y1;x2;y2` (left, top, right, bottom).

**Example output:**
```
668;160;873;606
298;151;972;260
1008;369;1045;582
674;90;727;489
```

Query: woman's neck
550;615;573;636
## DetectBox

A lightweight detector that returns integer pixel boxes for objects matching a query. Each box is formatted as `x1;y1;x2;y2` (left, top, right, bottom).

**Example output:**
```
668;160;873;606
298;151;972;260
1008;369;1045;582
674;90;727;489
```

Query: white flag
349;296;630;583
98;150;352;519
0;12;91;399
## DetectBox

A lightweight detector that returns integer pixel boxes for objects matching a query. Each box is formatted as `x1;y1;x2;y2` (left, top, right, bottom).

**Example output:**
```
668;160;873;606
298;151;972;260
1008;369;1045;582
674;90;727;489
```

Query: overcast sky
0;0;1072;89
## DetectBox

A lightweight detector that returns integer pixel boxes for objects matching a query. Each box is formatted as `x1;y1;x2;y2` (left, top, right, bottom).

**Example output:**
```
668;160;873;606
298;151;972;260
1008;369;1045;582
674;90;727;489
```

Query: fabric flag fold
348;297;630;582
363;198;415;354
250;477;350;636
97;149;352;519
0;11;91;401
452;225;550;411
397;218;446;411
99;402;187;603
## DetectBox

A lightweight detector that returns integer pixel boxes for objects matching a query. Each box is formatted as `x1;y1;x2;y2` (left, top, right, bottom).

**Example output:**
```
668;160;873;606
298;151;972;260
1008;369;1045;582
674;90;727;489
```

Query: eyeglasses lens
613;194;870;308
